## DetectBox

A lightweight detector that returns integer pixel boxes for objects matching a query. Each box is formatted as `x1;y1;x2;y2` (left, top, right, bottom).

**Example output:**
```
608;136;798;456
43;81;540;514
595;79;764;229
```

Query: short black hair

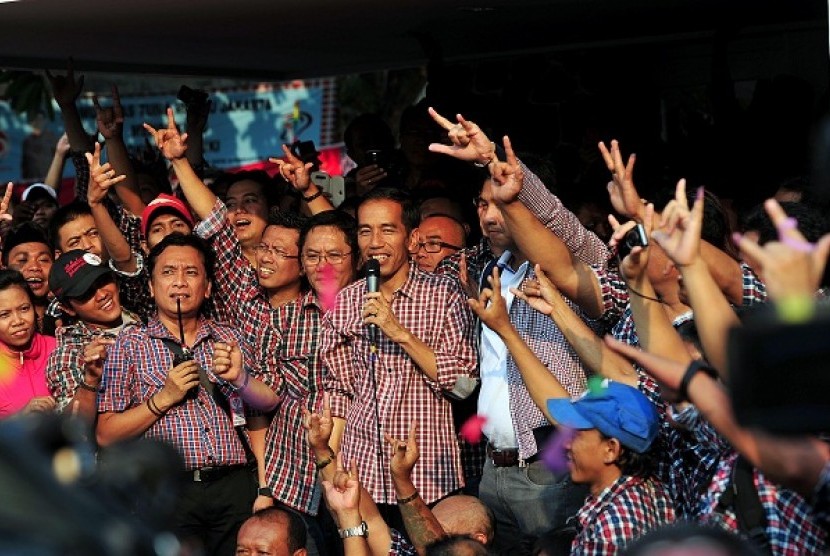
226;170;281;210
268;208;308;233
2;222;51;266
0;269;35;305
742;201;827;245
249;507;307;553
359;187;419;233
299;210;359;268
599;432;656;477
622;522;763;556
344;113;395;153
147;233;215;279
48;200;92;252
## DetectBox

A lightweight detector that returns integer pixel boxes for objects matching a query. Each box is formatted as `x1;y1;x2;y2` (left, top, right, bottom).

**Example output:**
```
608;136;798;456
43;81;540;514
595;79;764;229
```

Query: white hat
21;183;57;202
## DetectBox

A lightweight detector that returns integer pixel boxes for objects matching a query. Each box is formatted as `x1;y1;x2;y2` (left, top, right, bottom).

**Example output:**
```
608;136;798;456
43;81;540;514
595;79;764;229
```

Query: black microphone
365;259;380;346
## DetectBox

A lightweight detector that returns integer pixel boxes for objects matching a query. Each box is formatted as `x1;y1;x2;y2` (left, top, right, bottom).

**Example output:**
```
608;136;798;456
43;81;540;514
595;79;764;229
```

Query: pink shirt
0;333;56;417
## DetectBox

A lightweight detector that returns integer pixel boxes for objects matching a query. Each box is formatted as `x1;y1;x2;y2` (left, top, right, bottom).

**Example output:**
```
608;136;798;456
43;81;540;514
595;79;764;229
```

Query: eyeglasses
254;244;299;260
301;252;352;266
417;240;462;254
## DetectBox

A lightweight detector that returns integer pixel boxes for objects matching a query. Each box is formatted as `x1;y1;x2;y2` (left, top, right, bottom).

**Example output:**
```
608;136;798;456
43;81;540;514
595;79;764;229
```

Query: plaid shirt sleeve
425;277;478;394
46;329;84;412
112;253;155;322
99;325;140;413
388;529;418;556
194;198;258;326
811;462;830;531
70;151;90;200
741;262;768;306
320;289;358;419
517;160;610;265
592;265;630;329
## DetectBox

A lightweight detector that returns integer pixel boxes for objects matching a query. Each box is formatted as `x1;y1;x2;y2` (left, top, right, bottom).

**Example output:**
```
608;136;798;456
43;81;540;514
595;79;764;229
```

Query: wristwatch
338;521;368;539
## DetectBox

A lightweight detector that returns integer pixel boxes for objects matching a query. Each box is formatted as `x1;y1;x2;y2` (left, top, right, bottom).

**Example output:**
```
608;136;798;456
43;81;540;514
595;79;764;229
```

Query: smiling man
321;187;478;516
46;250;137;423
2;222;54;332
414;214;466;273
97;233;280;555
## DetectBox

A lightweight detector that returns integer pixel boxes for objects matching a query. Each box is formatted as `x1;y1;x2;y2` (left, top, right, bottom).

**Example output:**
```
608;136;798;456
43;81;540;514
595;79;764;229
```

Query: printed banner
0;79;339;184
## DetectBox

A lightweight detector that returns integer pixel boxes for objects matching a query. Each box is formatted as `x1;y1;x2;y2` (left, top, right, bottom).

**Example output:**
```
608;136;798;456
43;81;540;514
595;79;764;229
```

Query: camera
177;85;209;107
616;223;648;261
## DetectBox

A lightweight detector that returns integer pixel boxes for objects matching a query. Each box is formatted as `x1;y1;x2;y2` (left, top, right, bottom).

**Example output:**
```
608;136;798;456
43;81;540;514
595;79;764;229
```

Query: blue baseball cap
546;380;659;454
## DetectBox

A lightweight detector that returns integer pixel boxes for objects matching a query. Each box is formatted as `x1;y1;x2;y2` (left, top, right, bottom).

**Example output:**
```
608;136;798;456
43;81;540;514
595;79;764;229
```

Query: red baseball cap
141;194;195;237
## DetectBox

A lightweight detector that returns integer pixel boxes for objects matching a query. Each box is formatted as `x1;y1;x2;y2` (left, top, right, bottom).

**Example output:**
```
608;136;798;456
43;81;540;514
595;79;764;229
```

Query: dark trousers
173;466;256;556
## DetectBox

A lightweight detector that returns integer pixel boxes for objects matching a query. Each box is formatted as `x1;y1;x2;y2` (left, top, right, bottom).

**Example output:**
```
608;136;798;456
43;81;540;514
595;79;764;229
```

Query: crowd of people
0;60;829;556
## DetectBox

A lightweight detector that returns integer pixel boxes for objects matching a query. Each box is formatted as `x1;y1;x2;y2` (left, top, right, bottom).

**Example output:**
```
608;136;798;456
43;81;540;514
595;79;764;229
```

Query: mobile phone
311;171;345;207
366;149;384;168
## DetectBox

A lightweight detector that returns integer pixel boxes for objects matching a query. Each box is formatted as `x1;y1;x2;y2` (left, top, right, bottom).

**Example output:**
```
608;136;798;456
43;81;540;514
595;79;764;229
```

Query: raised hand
733;199;830;300
143;107;188;160
22;396;56;414
362;292;407;343
489;135;524;204
85;143;127;206
427;107;495;165
599;140;644;220
82;336;115;386
56;133;71;156
213;341;243;384
467;268;511;334
0;183;14;224
386;420;420;482
93;85;125;140
604;336;690;403
323;452;361;513
45;58;85;107
511;264;560;316
269;144;313;194
158;360;200;406
303;391;334;452
651;179;703;268
608;203;654;282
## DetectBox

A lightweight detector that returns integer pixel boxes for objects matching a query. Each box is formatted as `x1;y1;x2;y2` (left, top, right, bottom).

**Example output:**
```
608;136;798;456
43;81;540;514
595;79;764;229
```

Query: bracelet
234;371;251;393
146;395;165;418
302;189;323;202
627;286;667;305
257;486;273;497
315;447;336;471
678;360;718;401
397;490;419;504
78;379;99;393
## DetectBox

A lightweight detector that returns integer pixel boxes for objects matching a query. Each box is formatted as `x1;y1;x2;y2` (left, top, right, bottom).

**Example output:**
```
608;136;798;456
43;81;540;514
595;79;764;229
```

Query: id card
228;392;247;427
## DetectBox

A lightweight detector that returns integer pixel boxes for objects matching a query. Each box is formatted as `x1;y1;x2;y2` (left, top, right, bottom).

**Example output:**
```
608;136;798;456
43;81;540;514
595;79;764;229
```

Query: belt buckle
518;458;528;468
193;468;202;482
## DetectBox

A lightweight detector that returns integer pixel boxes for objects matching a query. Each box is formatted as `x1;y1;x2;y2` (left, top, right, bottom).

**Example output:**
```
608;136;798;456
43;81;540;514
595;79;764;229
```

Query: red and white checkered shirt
98;317;263;470
572;475;675;556
321;265;478;504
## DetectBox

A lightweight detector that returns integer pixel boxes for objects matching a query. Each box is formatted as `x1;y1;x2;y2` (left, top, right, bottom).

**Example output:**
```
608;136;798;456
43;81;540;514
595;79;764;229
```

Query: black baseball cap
49;250;113;301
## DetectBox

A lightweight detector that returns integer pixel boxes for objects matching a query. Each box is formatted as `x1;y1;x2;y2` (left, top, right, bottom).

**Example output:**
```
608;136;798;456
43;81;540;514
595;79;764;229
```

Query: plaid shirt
46;311;138;412
674;408;828;556
388;529;418;556
812;463;830;531
194;198;253;327
434;161;608;460
572;475;675;556
98;316;264;470
321;265;477;504
259;291;329;514
197;199;327;513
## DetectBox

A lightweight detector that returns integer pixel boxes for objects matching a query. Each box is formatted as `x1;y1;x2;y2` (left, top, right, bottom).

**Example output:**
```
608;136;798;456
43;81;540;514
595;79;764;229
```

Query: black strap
718;456;772;555
158;338;255;464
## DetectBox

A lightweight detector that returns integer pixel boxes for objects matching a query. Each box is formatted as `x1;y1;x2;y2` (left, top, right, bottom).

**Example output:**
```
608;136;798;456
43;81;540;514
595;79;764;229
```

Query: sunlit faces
6;242;52;298
148;245;211;320
414;215;465;273
226;180;269;247
301;225;356;295
357;199;416;287
145;213;193;251
475;180;514;254
565;428;614;487
255;225;302;292
0;285;36;350
57;214;104;258
64;275;122;329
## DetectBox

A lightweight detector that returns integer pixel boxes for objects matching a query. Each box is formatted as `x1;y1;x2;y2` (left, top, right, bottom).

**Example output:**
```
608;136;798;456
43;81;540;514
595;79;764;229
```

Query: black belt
486;426;555;467
184;464;248;482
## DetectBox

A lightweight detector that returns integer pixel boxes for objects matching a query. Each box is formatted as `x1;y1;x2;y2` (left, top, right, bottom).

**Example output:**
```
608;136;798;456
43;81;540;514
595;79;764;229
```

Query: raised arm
44;133;70;190
270;144;334;214
144;107;217;219
468;268;569;423
86;143;137;272
94;85;145;216
46;59;93;154
511;265;639;387
651;183;738;374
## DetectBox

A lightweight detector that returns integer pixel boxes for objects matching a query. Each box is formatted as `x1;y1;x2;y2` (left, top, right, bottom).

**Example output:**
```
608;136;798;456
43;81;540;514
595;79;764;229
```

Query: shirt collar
147;315;213;348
